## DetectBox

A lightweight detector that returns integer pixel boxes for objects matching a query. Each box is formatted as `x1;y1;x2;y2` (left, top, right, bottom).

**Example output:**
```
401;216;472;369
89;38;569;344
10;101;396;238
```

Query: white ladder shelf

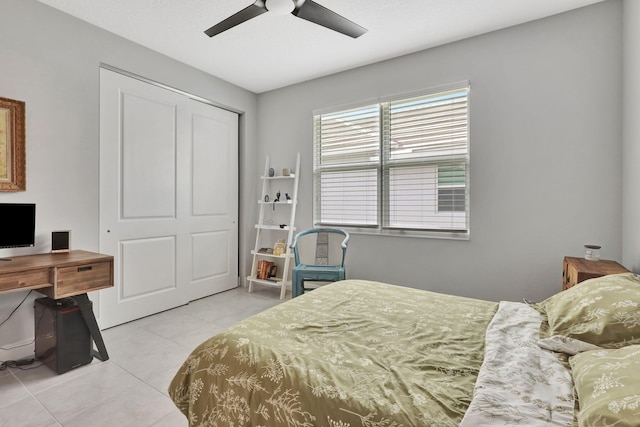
247;153;300;299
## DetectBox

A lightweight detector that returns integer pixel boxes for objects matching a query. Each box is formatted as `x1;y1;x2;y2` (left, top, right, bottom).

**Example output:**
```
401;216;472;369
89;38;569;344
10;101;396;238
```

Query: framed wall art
0;96;26;191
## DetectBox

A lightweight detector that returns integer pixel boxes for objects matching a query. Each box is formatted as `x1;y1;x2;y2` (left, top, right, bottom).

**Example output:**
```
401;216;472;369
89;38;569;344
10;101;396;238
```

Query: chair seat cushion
295;264;344;282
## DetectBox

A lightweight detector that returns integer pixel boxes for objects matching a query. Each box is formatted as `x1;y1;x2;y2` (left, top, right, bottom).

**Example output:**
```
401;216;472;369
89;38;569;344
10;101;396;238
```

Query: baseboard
0;339;34;363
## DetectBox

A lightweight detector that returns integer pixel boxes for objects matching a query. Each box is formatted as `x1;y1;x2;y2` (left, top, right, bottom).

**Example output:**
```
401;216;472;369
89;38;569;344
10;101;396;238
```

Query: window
313;84;469;237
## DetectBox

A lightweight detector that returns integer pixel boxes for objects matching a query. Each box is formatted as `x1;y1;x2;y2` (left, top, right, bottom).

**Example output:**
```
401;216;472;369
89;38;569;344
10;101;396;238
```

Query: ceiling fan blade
204;0;268;37
291;0;367;38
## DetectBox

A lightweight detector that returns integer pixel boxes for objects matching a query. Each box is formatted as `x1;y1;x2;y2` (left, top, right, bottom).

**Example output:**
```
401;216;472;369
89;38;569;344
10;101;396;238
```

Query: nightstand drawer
55;261;113;298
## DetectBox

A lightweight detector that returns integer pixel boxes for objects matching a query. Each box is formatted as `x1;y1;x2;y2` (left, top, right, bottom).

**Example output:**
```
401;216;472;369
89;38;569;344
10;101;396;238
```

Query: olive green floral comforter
168;279;498;426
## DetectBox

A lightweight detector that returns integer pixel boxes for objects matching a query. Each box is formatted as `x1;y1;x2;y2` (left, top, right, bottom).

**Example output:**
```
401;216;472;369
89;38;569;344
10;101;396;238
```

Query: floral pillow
538;273;640;349
570;345;640;426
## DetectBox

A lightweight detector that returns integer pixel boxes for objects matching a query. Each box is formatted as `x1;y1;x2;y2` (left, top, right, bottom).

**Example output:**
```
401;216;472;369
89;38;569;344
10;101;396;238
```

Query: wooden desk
0;250;113;297
0;250;114;362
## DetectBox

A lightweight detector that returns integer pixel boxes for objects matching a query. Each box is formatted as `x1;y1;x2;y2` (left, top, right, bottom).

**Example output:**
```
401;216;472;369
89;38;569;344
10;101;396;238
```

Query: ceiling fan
204;0;367;39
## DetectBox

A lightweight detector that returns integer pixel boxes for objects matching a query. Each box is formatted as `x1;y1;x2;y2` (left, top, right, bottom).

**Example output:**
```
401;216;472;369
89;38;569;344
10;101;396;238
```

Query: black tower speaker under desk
35;297;92;374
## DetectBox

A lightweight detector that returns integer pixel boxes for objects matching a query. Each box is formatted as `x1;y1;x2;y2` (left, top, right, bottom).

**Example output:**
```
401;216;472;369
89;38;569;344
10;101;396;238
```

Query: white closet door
98;69;238;328
184;98;238;302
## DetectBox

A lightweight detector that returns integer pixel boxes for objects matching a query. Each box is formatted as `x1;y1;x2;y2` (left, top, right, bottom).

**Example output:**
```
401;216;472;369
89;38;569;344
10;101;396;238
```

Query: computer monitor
0;203;36;249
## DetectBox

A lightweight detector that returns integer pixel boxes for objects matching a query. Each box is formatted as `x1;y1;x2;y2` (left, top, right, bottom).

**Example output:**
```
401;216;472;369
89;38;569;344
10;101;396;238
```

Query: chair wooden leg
292;270;301;298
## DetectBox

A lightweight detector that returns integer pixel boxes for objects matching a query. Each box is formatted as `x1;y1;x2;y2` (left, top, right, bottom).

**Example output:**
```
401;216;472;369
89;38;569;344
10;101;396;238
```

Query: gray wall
623;0;640;272
0;0;259;361
255;1;624;302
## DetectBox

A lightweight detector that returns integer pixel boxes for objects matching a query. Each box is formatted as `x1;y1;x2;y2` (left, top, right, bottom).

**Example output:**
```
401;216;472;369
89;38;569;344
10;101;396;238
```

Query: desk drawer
56;261;112;298
0;268;52;293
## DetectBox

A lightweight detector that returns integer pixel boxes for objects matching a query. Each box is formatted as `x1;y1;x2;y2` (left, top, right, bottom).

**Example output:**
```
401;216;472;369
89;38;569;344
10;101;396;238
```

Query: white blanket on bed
459;301;574;426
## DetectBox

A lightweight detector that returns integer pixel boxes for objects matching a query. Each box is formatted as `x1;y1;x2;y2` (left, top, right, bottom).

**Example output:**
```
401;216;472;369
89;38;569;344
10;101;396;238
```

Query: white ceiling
37;0;605;93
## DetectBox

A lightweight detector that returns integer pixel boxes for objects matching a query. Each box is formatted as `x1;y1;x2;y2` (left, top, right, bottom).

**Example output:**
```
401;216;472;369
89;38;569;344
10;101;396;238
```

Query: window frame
313;82;470;240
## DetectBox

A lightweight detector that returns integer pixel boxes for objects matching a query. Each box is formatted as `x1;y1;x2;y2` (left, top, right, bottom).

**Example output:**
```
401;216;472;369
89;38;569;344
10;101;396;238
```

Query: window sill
320;225;470;241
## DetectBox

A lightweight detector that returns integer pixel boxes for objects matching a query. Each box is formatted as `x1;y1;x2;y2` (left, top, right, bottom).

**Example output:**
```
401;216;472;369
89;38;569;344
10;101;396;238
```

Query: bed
168;274;640;427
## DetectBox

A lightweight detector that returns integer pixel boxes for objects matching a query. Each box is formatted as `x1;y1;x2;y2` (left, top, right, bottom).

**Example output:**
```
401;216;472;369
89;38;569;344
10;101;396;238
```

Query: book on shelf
257;247;273;254
257;260;275;280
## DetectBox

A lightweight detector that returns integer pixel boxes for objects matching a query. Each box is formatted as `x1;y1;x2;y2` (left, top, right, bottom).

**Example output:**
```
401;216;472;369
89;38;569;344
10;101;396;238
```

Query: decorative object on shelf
283;168;291;176
268;264;277;278
273;239;286;256
0;96;26;192
268;167;275;177
285;193;291;201
264;194;269;202
584;245;601;261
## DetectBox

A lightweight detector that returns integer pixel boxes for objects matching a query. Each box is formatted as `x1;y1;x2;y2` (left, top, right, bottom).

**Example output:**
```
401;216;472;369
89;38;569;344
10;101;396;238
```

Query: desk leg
72;294;109;362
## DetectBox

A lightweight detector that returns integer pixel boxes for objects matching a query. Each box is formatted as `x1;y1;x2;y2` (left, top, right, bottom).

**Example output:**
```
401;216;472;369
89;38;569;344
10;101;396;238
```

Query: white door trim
99;63;245;115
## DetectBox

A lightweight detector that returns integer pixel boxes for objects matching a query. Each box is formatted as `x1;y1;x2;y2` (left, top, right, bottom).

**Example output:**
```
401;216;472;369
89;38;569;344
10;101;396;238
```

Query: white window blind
313;105;380;227
314;84;469;236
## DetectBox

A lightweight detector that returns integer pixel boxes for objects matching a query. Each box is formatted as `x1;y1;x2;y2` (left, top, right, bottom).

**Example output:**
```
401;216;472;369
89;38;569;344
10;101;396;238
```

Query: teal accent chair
291;228;349;298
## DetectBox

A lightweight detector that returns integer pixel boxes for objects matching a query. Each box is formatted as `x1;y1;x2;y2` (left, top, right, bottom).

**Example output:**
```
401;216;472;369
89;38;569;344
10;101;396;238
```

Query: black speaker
51;230;71;253
34;297;92;374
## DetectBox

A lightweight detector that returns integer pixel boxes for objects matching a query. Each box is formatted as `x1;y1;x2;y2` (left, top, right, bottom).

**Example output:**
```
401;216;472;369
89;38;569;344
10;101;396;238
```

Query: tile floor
0;286;286;427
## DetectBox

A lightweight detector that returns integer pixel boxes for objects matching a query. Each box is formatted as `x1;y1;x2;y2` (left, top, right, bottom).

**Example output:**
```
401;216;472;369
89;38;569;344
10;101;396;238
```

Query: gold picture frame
0;97;26;191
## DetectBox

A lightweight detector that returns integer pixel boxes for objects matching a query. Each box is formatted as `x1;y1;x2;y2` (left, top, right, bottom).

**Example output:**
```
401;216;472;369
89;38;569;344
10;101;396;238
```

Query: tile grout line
6;366;62;426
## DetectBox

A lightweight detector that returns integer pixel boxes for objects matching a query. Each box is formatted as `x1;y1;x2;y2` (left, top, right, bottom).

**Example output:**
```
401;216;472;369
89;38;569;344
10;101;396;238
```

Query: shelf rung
247;276;291;287
255;225;296;231
251;250;293;258
257;200;294;205
261;174;295;180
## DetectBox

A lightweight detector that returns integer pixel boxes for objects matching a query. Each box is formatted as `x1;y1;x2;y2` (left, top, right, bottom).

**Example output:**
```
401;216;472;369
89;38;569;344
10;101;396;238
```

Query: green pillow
570;345;640;426
539;273;640;348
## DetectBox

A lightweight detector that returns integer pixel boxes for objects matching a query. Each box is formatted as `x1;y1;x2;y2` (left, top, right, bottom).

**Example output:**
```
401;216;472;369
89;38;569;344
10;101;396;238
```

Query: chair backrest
291;228;349;267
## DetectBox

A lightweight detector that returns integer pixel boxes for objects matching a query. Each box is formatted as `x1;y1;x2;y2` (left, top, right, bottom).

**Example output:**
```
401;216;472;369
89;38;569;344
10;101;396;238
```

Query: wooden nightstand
562;256;629;290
